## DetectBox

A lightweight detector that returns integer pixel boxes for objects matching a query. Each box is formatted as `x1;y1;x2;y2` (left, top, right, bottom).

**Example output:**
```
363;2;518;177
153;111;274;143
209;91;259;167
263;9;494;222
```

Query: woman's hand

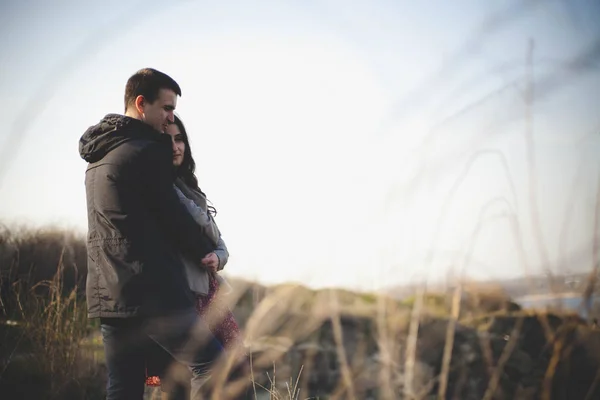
201;252;219;273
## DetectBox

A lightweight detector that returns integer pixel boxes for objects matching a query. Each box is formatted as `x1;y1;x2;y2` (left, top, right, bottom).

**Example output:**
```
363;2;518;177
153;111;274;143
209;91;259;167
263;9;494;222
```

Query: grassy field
1;224;599;399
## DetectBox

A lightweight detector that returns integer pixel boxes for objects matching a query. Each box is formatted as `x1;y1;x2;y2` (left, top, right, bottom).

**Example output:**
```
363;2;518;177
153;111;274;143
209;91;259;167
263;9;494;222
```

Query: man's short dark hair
124;68;182;112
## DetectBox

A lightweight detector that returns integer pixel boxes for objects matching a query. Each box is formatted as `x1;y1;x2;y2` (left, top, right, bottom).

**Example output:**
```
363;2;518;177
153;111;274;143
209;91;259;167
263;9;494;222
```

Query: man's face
141;88;177;133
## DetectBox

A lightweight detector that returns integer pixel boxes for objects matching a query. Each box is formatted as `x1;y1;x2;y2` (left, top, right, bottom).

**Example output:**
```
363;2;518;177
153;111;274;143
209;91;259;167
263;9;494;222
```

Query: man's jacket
79;114;215;318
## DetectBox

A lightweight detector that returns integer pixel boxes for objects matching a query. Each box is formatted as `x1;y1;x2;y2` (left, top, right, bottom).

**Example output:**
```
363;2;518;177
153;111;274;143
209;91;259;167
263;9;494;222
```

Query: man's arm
140;140;215;262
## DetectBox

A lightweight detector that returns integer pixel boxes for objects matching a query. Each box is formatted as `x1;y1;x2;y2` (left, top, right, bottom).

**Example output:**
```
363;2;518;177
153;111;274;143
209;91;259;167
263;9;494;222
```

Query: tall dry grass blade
540;335;564;400
437;284;462;399
297;338;318;398
270;362;276;395
404;284;425;399
328;289;356;400
375;291;395;400
482;317;524;400
209;349;238;399
523;38;555;291
582;172;600;321
247;350;259;400
288;364;303;400
0;330;25;379
584;363;600;400
478;330;495;381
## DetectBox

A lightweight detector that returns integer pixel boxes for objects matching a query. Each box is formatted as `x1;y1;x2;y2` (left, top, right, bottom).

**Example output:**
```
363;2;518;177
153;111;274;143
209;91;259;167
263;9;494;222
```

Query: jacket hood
79;114;161;163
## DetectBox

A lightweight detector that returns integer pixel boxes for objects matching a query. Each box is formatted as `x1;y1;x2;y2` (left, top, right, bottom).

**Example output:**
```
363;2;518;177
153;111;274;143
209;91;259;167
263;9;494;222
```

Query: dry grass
1;224;600;400
0;225;104;399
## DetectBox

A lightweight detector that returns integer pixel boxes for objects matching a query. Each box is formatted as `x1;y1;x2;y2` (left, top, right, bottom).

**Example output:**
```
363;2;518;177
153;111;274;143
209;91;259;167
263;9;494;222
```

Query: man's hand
201;252;219;273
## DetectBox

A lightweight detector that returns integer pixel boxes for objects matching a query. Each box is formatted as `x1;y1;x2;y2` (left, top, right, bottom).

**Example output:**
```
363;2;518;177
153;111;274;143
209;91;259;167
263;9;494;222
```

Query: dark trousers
100;309;224;400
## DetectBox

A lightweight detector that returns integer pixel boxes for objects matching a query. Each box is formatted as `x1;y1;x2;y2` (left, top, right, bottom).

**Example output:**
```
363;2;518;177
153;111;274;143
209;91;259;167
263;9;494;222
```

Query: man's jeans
100;309;224;400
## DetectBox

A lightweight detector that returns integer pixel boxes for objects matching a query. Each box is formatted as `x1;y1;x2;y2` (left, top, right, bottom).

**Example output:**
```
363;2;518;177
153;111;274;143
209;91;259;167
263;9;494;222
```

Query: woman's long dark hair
173;115;217;217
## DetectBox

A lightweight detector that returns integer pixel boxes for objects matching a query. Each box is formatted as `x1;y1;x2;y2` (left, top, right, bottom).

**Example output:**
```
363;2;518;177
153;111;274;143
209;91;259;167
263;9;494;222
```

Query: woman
145;115;243;395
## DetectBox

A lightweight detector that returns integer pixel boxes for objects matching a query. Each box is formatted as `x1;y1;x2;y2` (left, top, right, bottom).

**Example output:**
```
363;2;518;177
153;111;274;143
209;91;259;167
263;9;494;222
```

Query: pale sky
0;0;599;292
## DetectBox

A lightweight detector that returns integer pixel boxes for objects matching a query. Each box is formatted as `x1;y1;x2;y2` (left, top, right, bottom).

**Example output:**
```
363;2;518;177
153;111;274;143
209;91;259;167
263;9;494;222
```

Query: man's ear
134;95;146;114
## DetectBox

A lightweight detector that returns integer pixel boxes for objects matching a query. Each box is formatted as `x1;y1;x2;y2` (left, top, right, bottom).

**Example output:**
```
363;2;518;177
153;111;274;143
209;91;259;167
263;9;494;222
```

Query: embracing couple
79;68;248;399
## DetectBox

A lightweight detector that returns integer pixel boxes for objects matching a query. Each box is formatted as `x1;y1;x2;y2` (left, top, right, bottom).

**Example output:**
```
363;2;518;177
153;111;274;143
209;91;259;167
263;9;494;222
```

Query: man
79;68;222;399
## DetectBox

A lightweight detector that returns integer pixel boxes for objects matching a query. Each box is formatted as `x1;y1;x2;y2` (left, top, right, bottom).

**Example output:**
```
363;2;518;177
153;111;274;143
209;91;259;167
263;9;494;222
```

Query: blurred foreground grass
1;224;599;399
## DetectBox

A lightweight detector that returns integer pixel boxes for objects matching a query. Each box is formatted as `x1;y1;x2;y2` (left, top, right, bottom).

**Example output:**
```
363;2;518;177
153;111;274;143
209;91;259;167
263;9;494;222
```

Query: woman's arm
213;236;229;271
174;185;220;247
174;182;230;271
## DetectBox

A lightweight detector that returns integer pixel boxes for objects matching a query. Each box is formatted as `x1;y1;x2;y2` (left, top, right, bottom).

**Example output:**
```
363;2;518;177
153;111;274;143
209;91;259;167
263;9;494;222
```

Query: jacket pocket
90;237;143;301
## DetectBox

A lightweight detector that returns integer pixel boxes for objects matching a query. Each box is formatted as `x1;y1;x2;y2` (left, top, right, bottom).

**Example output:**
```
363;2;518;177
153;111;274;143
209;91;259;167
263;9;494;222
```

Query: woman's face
166;123;185;167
